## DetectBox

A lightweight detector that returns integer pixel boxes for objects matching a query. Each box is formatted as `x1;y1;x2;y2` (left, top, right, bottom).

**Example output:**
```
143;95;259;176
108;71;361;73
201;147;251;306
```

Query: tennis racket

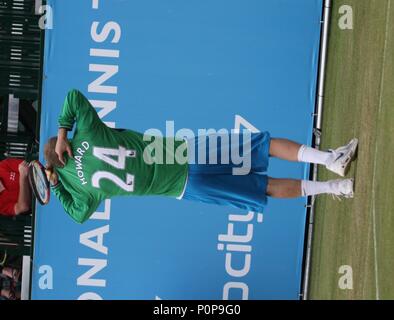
28;160;50;205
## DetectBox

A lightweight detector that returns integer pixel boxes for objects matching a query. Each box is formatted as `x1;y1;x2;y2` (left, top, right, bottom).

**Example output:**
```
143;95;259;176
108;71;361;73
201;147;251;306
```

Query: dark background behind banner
32;0;323;299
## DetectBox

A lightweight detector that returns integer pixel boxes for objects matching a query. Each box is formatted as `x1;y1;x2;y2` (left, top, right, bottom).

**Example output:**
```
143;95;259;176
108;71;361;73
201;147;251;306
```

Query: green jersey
52;89;188;224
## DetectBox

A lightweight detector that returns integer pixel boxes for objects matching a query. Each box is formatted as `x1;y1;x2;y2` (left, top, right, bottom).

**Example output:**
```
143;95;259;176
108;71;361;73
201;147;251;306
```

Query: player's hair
44;137;63;169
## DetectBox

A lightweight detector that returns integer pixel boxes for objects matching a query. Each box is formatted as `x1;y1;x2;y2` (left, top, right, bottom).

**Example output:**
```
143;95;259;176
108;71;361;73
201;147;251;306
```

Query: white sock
301;180;334;197
297;145;332;165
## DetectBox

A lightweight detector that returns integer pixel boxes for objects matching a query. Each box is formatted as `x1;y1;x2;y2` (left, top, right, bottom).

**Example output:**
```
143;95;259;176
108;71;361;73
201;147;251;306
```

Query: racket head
28;160;50;205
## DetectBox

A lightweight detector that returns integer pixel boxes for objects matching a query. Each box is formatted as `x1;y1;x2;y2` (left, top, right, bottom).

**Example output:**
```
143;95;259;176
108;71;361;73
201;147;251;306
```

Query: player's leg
266;177;354;199
269;138;358;177
270;138;329;163
266;178;302;198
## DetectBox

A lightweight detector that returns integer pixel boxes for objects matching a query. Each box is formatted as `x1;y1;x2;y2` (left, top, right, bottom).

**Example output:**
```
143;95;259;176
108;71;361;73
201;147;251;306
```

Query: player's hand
45;168;58;186
18;161;29;178
55;136;73;167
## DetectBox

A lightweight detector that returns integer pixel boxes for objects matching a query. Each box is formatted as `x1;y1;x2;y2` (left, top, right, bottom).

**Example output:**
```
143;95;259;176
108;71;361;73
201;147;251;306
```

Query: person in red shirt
0;159;31;216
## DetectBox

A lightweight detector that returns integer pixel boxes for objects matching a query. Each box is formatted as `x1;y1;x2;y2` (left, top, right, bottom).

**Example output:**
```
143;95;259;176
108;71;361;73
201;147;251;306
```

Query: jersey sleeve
58;89;107;133
51;182;100;224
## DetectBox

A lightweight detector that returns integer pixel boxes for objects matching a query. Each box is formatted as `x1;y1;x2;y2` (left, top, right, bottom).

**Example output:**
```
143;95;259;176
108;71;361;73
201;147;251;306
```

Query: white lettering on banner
80;225;110;255
92;0;100;10
88;18;121;127
90;199;111;220
78;292;103;300
223;282;249;300
38;265;54;290
38;5;53;30
76;2;122;299
218;211;263;300
77;203;111;299
77;258;107;287
91;21;121;44
89;64;119;94
90;48;120;58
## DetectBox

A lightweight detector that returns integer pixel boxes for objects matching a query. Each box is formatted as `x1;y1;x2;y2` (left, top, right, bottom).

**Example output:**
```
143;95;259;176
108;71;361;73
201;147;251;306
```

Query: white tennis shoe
326;138;359;177
329;178;354;199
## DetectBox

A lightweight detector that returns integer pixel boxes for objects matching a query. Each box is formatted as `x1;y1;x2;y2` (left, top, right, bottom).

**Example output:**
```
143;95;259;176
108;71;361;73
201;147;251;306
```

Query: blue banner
32;0;323;300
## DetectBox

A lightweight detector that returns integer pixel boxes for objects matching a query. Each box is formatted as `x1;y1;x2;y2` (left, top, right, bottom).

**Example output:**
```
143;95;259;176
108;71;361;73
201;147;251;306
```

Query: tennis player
44;89;358;223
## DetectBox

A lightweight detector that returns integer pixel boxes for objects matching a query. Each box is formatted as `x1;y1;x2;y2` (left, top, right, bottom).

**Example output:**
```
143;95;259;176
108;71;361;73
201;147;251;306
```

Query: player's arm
51;181;98;224
58;89;106;133
14;161;31;215
56;128;73;166
56;89;107;165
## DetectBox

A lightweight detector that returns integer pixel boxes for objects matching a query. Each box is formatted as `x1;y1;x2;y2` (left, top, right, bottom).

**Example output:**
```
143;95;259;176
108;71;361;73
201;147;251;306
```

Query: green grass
309;0;394;300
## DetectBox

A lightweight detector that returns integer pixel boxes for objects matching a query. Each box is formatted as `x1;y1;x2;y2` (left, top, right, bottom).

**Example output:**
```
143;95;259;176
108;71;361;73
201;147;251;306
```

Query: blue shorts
181;132;271;213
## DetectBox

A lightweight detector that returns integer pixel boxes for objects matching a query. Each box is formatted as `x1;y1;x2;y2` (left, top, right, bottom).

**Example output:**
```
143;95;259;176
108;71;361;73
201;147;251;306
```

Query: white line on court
371;0;392;301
